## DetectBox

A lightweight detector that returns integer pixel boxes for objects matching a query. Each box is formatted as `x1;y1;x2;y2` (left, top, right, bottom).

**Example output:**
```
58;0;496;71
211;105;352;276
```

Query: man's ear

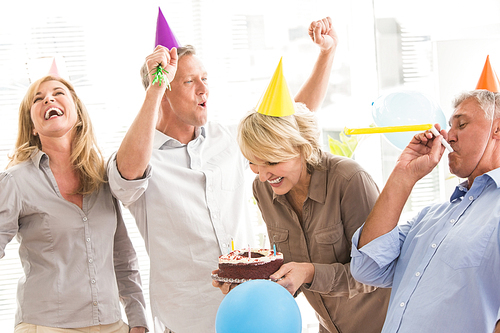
492;119;500;139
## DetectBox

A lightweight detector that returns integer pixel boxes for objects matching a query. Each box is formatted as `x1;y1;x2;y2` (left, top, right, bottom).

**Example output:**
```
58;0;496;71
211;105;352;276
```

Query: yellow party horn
344;124;453;152
344;124;433;135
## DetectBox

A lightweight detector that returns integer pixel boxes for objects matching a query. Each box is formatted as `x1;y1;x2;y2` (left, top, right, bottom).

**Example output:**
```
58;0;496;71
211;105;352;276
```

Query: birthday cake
216;248;284;282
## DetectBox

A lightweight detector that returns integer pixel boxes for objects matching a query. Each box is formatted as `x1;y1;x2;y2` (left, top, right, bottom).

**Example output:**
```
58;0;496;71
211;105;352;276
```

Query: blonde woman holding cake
233;63;391;332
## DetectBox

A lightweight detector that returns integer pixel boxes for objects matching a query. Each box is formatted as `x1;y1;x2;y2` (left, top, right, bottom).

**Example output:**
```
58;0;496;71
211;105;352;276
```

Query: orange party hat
256;58;295;117
476;55;500;92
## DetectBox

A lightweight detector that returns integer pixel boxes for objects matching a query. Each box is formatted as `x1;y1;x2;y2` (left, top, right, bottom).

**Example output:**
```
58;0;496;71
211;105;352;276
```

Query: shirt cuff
124;302;149;332
351;225;401;268
107;153;152;207
306;263;331;294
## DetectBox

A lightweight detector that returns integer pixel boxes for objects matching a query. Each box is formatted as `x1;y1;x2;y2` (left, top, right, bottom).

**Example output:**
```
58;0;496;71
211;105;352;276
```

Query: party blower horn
256;58;295;117
344;124;453;152
476;55;500;93
344;88;452;152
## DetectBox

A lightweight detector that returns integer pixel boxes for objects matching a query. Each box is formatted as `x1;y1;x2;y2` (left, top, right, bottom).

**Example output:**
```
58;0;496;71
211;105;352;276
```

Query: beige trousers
14;320;129;333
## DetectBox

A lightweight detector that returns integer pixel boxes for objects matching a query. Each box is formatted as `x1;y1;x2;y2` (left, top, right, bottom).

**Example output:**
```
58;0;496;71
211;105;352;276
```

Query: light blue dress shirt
351;168;500;333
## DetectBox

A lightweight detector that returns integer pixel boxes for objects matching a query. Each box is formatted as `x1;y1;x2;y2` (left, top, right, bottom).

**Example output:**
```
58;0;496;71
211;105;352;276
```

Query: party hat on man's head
256;58;295;117
155;7;181;48
475;55;500;92
47;58;60;77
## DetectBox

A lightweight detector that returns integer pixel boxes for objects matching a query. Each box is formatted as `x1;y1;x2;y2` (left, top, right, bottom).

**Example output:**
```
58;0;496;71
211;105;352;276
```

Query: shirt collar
154;126;206;149
449;167;500;202
450;181;468;202
307;166;327;204
487;167;500;188
30;149;48;169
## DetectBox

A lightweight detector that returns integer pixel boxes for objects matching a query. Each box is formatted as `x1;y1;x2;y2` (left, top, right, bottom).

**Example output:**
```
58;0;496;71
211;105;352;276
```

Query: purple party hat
155;7;181;48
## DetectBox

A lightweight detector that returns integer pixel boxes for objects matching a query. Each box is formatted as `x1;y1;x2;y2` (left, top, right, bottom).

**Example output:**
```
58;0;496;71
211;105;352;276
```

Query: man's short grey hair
453;89;500;120
140;45;197;90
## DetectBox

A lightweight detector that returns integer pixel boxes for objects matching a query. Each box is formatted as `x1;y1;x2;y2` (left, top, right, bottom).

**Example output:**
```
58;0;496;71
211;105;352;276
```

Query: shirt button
400;302;405;307
415;272;421;277
93;301;98;306
88;259;93;263
431;244;437;248
469;196;473;201
83;217;88;222
450;219;455;224
86;238;91;242
91;279;96;284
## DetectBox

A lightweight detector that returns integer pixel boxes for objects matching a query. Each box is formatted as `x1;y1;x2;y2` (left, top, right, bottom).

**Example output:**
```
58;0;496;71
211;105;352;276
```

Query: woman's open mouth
44;107;64;120
267;177;283;185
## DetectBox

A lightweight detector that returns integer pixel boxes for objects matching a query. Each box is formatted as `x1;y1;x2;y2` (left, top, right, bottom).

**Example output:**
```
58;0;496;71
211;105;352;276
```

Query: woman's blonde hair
8;75;106;195
237;103;322;173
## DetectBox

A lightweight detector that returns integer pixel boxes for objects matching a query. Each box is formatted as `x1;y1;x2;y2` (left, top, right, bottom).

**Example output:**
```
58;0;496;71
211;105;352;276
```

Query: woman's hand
270;262;315;295
130;326;146;333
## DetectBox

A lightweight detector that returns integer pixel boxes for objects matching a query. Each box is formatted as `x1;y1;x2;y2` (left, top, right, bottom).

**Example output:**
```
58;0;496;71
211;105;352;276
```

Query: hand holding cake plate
212;248;283;294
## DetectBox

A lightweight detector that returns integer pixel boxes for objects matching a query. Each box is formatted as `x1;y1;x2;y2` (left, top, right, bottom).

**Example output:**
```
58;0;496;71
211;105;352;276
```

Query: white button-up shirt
108;122;255;332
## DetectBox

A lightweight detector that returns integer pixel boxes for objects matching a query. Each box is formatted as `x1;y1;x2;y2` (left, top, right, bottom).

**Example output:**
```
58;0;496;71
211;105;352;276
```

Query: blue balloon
216;280;302;333
372;90;447;150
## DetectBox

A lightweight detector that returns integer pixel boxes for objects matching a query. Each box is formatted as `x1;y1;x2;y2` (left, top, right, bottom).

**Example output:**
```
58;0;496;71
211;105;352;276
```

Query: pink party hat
475;55;500;93
155;7;181;48
47;58;60;77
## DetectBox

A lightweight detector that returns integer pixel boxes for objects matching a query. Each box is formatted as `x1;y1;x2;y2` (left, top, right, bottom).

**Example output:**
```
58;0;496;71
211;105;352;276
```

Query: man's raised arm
358;128;446;248
294;17;338;112
116;46;177;180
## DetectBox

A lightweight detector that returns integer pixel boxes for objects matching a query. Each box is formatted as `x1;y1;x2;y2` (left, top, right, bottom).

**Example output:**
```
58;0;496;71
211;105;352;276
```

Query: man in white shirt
108;17;337;333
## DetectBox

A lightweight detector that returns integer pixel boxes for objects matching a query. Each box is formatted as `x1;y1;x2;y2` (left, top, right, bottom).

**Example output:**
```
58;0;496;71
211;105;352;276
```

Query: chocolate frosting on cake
217;248;284;280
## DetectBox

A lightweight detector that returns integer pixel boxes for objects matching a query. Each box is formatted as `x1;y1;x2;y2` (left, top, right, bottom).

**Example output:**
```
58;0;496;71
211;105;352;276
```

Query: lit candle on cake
231;238;234;251
273;244;277;256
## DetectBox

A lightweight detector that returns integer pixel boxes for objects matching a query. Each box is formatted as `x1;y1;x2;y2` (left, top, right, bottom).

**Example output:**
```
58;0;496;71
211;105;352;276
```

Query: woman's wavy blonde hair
238;103;323;173
8;75;106;195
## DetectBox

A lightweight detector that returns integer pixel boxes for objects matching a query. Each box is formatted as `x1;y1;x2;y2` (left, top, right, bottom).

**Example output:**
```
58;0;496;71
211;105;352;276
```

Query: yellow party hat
476;55;500;92
256;58;295;117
